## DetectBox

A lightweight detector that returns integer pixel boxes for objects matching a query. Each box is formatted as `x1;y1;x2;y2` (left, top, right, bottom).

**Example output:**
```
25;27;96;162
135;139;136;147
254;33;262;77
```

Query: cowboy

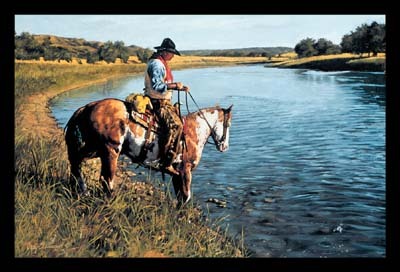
144;38;190;175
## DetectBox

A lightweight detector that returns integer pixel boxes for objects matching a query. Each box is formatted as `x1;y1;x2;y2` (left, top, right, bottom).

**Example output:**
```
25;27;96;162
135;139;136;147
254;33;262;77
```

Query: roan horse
64;98;232;204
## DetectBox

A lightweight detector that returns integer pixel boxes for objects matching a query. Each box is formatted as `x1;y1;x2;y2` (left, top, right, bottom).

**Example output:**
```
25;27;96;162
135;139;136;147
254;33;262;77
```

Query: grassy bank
15;62;146;108
15;55;267;110
15;135;244;257
170;55;268;67
268;53;385;72
15;58;254;257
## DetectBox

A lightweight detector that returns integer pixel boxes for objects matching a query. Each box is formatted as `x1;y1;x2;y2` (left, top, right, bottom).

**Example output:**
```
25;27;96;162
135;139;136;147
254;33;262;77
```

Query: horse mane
186;105;223;118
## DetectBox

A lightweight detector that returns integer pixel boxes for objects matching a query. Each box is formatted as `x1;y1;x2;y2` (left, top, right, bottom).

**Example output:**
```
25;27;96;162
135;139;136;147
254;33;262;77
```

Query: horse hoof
79;190;90;197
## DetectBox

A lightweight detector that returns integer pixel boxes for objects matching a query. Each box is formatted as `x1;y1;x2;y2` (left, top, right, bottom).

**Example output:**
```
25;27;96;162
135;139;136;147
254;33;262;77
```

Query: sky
14;15;385;50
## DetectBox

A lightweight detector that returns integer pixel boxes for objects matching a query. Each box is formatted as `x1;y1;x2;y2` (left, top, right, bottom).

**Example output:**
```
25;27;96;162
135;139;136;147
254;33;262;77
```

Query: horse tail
64;106;86;134
64;105;89;156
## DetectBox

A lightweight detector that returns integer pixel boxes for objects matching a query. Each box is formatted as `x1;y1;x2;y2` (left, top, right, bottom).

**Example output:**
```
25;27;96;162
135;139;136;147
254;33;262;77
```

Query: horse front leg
172;163;193;207
100;145;120;197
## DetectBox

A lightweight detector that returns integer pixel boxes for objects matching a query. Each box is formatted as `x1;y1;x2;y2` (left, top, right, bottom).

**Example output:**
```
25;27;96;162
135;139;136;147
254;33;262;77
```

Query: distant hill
181;47;293;57
32;34;293;57
32;34;146;57
15;33;148;62
33;34;104;55
15;33;293;62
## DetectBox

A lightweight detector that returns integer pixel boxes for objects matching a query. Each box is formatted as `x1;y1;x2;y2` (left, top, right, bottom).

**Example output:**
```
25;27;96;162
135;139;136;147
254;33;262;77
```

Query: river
50;65;386;257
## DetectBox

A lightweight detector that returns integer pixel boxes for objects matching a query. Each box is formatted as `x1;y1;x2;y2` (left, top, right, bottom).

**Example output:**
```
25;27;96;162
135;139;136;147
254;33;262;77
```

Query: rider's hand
182;85;190;93
175;82;184;90
176;82;190;92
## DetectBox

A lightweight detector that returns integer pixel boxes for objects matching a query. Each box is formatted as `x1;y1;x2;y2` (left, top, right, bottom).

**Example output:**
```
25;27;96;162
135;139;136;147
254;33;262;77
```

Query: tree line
294;21;385;58
14;32;153;63
181;47;293;58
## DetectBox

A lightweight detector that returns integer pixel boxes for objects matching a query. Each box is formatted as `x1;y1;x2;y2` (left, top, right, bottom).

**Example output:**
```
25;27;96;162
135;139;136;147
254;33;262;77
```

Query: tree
367;22;385;56
98;41;113;62
353;24;369;56
314;38;337;55
294;38;318;58
340;22;385;57
325;44;341;55
98;41;129;63
57;48;72;61
113;40;129;62
86;51;100;63
340;34;353;53
43;46;58;60
136;48;152;63
15;32;44;60
247;52;259;57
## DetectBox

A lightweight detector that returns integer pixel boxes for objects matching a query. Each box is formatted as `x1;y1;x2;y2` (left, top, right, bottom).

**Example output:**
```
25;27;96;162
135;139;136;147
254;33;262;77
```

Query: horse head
171;104;233;206
212;104;233;152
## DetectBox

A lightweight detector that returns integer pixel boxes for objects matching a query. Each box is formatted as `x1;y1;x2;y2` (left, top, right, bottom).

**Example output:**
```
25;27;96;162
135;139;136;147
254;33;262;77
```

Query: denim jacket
144;58;173;100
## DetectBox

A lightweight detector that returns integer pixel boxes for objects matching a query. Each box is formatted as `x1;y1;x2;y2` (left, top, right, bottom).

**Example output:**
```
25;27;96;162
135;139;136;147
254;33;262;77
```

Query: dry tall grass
15;135;245;257
171;55;267;66
15;62;146;106
269;53;385;71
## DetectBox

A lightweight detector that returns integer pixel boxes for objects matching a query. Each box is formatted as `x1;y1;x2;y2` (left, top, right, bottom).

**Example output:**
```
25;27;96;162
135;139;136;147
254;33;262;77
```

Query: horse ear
227;104;233;112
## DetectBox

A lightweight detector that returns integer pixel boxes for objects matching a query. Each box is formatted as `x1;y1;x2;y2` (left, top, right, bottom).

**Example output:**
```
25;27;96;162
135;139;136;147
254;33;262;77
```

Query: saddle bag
125;93;153;114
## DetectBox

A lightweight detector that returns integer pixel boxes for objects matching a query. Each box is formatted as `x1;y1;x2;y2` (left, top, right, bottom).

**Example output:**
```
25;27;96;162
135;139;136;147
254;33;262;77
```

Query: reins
177;89;226;147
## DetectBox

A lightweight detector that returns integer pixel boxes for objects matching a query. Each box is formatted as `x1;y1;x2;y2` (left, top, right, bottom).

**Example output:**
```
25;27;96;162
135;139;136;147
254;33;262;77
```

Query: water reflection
299;70;386;107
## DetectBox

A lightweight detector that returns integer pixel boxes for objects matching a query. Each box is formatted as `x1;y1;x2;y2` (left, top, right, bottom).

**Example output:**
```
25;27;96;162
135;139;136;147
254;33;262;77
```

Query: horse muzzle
217;142;229;152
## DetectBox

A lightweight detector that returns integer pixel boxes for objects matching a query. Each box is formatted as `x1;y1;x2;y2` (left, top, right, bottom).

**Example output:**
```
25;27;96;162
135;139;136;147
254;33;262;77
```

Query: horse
64;98;232;204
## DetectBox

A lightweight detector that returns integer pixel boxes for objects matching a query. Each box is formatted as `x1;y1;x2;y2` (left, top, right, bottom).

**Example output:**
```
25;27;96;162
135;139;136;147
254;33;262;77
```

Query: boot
163;149;179;175
165;165;179;175
161;120;182;176
161;134;180;175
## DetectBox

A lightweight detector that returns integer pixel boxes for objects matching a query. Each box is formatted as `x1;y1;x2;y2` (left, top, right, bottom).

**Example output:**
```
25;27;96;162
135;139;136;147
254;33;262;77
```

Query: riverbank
15;56;267;138
267;53;385;72
15;58;257;257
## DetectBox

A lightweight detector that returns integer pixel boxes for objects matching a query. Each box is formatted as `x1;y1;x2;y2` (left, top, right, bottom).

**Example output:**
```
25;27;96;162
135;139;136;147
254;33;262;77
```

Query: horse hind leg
69;159;88;196
66;124;89;196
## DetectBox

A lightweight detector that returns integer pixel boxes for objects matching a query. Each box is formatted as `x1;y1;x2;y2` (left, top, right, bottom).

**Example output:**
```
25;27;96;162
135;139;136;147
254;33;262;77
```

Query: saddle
126;93;153;114
125;93;183;129
126;93;159;140
125;94;185;175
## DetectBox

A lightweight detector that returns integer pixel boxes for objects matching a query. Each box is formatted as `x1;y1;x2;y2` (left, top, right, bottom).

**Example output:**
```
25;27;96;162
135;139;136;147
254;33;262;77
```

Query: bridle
180;91;231;148
205;107;231;148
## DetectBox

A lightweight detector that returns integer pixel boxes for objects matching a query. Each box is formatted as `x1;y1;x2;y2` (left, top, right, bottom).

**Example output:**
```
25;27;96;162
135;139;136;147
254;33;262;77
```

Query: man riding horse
144;38;190;175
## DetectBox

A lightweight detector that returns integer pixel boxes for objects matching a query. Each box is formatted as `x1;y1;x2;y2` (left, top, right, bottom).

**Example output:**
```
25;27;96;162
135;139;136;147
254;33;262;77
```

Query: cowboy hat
154;38;181;56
